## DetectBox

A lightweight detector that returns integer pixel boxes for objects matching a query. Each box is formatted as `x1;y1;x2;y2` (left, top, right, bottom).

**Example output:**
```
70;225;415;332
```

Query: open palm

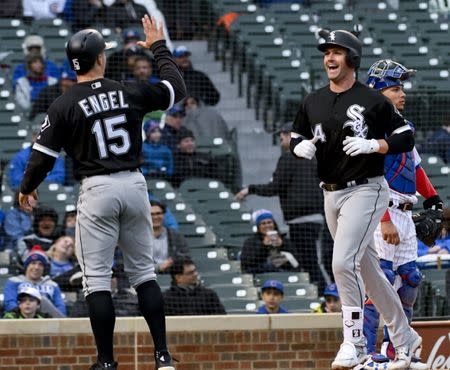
137;14;165;49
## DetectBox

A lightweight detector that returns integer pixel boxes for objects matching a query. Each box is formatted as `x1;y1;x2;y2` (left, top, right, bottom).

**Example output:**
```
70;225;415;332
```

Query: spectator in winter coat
13;35;60;87
150;201;189;273
163;257;226;315
7;127;65;191
173;45;220;106
171;129;218;187
15;54;58;110
3;246;66;317
141;119;174;178
183;96;230;140
17;205;60;261
2;286;49;319
3;191;33;251
240;209;299;274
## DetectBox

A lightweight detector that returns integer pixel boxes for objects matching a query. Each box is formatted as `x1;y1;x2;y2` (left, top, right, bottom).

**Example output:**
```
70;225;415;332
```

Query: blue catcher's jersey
384;120;417;194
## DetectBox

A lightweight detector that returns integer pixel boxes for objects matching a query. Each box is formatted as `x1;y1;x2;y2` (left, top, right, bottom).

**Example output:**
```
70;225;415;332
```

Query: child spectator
3;286;49;319
160;106;186;151
141;120;174;178
47;236;76;278
314;283;341;314
241;209;299;274
3;246;66;317
257;280;289;314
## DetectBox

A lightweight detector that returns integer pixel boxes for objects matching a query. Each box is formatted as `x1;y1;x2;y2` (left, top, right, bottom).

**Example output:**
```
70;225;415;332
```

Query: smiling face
37;216;56;237
151;205;165;230
25;261;45;281
382;85;406;111
53;236;75;260
257;218;275;234
323;46;354;83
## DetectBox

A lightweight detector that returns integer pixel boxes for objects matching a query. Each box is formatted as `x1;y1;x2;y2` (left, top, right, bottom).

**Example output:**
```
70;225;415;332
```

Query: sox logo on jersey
343;104;368;138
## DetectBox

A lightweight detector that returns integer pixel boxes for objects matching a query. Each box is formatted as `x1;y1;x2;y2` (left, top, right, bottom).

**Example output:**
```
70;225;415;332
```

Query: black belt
320;178;369;192
81;168;140;180
389;201;413;211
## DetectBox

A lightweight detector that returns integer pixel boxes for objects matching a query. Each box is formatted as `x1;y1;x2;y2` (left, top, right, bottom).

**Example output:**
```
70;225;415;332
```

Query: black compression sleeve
20;150;57;194
386;130;414;154
150;40;187;103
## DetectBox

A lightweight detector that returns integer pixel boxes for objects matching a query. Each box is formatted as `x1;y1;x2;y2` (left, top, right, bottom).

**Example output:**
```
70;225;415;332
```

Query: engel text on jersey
78;90;129;118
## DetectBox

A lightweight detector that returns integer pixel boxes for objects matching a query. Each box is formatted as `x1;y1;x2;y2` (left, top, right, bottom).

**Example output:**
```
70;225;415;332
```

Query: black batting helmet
66;29;114;74
317;30;362;69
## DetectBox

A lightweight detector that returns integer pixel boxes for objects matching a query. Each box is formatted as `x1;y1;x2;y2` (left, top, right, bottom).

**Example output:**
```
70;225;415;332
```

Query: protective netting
0;0;448;320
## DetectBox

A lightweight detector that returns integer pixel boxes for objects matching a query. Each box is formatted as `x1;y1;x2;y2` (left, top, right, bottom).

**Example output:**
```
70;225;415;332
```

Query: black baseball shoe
89;360;118;369
155;350;176;370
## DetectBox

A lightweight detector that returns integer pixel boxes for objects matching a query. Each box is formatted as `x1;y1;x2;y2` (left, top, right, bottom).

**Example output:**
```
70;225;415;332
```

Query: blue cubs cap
261;280;284;294
143;119;160;133
173;45;191;58
167;105;185;116
122;29;140;42
324;283;339;298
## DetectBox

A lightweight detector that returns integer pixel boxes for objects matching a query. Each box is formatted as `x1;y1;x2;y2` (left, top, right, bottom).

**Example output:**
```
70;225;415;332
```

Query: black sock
86;291;116;364
136;280;168;352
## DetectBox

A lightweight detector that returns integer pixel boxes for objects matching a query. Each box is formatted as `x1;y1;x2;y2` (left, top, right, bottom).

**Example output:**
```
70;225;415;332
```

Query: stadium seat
255;272;311;285
183;227;217;249
221;298;258;314
201;272;254;287
214;285;258;300
281;297;321;313
195;258;240;274
282;284;319;299
189;247;229;262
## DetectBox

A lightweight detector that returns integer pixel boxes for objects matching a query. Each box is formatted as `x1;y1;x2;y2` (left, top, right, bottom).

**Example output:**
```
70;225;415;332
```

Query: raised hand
137;14;165;49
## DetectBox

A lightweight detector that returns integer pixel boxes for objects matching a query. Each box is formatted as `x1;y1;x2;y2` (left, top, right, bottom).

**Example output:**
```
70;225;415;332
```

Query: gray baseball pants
323;176;412;347
75;170;156;296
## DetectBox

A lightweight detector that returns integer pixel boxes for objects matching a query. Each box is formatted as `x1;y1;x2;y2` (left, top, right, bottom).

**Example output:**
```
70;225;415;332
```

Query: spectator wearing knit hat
141;119;174;178
171;129;218;187
2;286;49;319
240;209;298;274
3;246;66;317
12;34;60;87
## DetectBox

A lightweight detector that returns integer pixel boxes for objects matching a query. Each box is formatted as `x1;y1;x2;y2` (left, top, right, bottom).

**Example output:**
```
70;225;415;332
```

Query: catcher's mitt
412;209;444;246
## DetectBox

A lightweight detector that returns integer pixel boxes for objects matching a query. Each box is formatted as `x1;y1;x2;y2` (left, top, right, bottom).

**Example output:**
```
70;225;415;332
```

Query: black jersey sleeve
292;99;313;140
380;99;410;136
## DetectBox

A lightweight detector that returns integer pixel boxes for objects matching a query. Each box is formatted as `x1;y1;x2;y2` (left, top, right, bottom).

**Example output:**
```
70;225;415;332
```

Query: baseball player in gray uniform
290;30;422;370
19;16;185;370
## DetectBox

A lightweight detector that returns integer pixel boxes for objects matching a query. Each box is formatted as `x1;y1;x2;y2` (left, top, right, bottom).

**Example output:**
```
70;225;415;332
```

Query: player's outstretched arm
138;15;186;103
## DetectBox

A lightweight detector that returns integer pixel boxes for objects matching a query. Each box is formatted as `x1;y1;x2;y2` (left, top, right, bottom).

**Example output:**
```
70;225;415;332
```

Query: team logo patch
352;329;361;338
343;104;368;138
72;58;80;71
344;320;355;328
41;115;51;132
330;31;336;41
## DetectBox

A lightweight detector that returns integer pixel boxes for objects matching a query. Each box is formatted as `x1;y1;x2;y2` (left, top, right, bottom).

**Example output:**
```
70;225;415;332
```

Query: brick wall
0;316;448;370
0;329;341;370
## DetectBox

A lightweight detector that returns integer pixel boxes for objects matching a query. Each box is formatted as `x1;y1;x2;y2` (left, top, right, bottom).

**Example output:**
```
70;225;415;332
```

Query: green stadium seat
179;178;228;193
156;274;172;290
201;272;254;287
189;247;229;262
255;272;310;285
283;284;318;299
183;227;217;249
195;258;240;274
221;298;258;314
281;298;321;313
214;285;258;300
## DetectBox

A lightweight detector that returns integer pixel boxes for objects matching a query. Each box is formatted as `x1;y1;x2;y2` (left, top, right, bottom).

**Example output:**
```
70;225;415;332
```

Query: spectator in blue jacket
7;128;65;191
3;191;33;251
3;246;66;317
12;35;60;86
141;119;174;178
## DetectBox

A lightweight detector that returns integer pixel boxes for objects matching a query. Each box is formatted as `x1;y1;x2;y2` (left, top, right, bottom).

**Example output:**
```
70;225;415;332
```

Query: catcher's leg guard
397;261;422;323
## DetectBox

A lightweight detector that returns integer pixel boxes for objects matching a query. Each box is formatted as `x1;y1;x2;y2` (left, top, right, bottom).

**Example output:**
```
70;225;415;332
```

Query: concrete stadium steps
174;40;284;226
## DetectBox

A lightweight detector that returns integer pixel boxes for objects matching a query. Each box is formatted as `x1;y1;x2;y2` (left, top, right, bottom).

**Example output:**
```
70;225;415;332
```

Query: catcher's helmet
317;29;362;69
366;59;416;90
66;29;114;74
